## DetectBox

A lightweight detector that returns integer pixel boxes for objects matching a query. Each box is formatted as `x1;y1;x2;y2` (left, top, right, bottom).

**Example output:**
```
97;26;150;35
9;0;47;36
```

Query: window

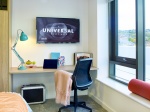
109;0;145;84
118;0;136;58
145;0;150;82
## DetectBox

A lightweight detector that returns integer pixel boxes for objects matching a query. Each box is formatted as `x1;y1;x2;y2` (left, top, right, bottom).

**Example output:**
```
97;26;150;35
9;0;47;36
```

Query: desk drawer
21;84;46;104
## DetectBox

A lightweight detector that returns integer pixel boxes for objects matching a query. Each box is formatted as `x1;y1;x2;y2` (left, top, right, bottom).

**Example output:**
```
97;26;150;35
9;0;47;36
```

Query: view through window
145;0;150;82
116;0;136;82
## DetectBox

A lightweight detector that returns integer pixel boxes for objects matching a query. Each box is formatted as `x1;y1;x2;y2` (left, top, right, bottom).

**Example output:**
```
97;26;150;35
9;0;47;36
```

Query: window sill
96;77;150;109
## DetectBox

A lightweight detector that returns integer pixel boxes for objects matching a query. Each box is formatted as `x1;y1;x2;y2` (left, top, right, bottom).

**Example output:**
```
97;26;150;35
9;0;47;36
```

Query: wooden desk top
10;65;98;74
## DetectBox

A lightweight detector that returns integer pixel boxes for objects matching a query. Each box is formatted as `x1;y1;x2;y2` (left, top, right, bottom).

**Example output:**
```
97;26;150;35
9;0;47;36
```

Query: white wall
88;0;97;67
89;80;150;112
11;0;90;99
88;0;109;78
12;0;89;67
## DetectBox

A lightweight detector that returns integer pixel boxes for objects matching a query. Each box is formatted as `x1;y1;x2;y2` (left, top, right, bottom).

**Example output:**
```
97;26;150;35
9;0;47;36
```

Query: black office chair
58;58;93;112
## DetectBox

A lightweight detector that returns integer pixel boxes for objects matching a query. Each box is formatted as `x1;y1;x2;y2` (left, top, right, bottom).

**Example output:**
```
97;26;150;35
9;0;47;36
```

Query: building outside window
109;0;149;84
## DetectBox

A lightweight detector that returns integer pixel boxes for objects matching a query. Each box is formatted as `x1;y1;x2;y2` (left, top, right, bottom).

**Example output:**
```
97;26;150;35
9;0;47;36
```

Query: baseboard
88;93;116;112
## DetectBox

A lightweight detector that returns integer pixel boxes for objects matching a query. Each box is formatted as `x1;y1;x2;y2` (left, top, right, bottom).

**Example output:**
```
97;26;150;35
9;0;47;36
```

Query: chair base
58;86;92;112
58;101;92;112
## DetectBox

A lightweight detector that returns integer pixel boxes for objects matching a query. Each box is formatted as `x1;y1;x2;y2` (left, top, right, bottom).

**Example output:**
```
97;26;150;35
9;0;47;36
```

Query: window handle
123;58;127;62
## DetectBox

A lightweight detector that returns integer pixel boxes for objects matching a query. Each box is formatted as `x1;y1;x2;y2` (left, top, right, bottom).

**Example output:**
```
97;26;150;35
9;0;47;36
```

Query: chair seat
77;80;93;90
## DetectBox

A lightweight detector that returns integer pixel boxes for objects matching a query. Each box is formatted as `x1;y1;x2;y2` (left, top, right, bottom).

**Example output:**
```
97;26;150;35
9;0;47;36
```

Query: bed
0;92;32;112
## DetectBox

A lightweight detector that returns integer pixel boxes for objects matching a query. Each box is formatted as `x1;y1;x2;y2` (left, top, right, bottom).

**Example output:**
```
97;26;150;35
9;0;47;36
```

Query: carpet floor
30;95;108;112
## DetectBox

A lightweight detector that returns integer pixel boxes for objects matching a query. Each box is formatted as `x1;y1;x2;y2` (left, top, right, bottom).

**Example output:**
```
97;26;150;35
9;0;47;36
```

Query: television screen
36;17;80;43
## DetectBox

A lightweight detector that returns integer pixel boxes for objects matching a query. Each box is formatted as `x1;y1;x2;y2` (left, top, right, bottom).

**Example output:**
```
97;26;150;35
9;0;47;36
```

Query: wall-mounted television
36;17;80;43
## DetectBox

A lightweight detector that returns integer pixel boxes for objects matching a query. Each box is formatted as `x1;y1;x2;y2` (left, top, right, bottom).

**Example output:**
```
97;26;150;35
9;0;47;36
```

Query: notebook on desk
43;59;58;69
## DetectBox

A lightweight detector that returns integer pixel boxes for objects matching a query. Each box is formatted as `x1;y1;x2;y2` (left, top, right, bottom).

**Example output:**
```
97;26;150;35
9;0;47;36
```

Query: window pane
118;0;136;58
115;65;136;83
145;0;150;82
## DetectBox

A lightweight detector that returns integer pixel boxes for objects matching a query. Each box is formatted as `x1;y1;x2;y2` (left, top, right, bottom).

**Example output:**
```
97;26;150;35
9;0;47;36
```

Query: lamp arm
13;29;23;48
11;47;25;64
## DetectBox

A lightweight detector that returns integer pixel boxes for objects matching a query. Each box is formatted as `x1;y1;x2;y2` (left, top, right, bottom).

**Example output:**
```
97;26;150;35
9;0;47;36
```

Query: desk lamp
12;29;28;70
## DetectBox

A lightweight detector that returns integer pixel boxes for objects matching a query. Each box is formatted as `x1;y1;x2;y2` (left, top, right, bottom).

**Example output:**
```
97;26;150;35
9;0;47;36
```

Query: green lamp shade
20;32;28;41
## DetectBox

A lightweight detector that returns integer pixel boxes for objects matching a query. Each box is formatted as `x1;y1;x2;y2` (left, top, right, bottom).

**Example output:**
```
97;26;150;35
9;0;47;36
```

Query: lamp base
18;64;27;70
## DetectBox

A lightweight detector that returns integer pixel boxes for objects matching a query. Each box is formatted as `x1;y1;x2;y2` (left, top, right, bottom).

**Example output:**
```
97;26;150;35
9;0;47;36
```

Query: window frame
109;0;145;84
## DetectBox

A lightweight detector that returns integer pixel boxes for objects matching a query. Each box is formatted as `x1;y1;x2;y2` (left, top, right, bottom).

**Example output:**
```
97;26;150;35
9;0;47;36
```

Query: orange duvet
0;92;28;112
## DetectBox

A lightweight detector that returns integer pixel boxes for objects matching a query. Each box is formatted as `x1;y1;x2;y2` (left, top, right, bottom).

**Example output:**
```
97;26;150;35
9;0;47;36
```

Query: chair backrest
72;58;93;88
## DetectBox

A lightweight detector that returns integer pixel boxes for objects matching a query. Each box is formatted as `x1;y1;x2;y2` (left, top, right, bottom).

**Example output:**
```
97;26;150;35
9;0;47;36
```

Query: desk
9;65;98;91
